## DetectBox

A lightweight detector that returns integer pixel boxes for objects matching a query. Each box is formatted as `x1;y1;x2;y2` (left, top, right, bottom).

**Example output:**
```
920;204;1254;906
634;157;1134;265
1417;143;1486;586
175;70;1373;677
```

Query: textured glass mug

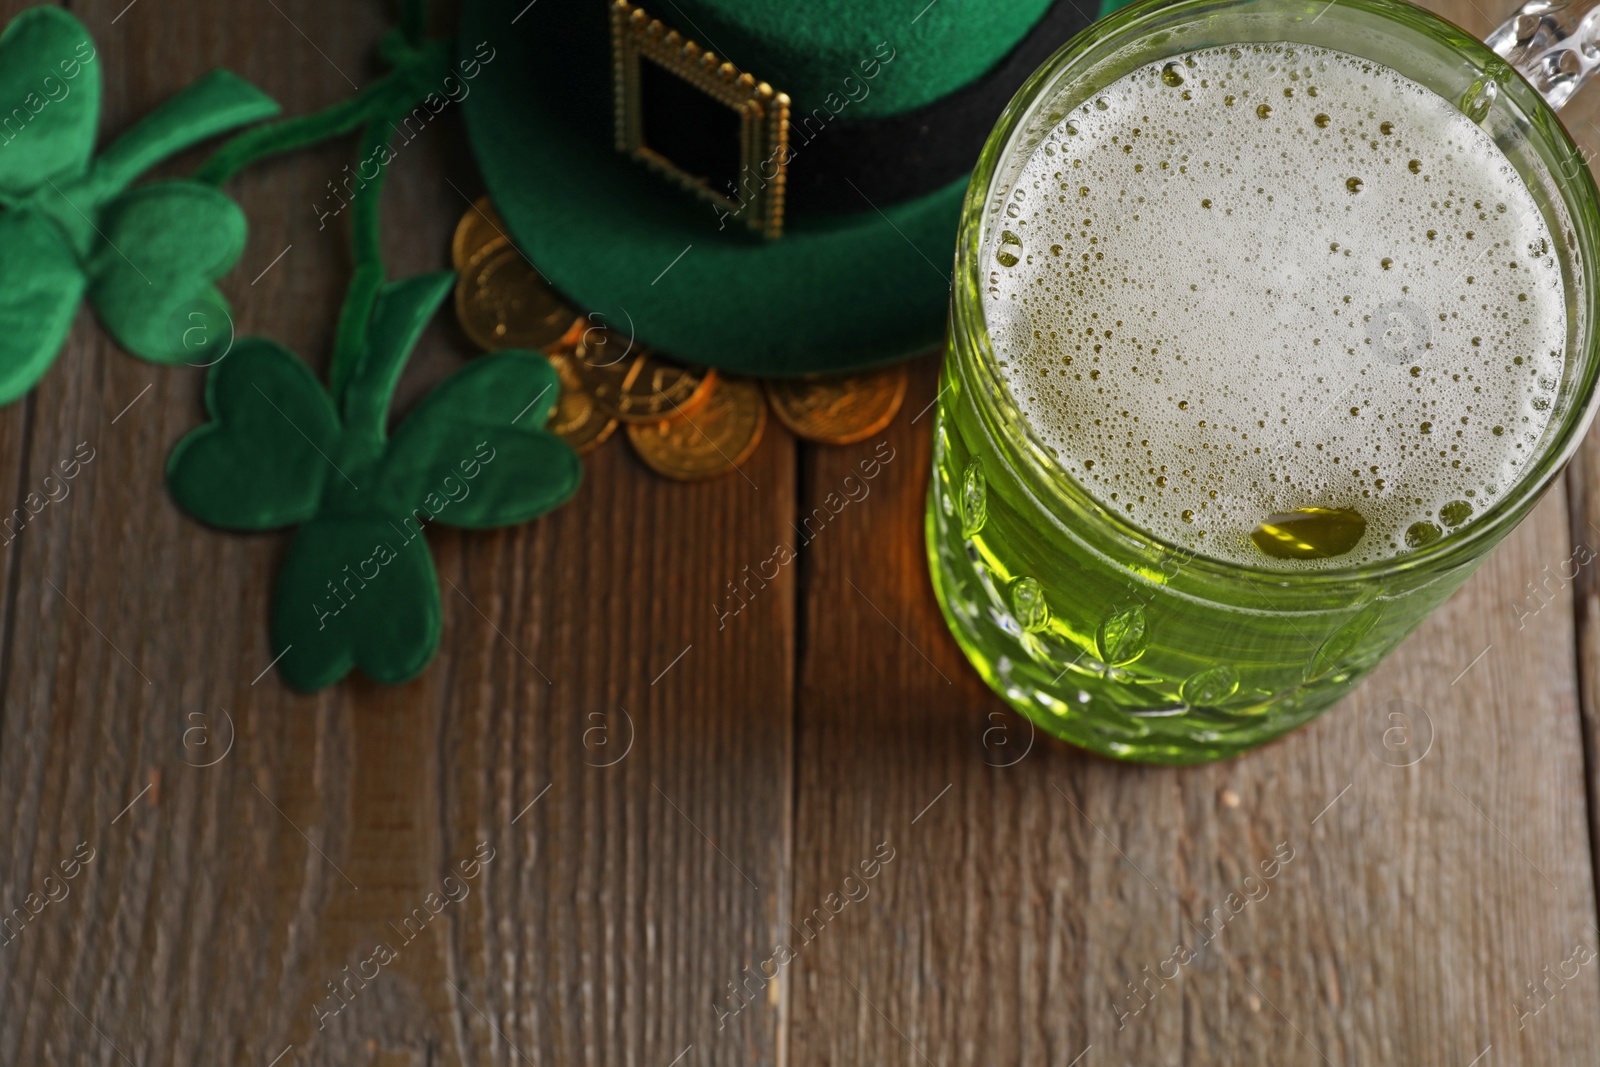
927;0;1600;763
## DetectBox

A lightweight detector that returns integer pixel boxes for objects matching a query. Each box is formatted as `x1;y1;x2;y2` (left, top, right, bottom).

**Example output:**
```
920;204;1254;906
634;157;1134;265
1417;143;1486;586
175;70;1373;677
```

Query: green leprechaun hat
458;0;1114;375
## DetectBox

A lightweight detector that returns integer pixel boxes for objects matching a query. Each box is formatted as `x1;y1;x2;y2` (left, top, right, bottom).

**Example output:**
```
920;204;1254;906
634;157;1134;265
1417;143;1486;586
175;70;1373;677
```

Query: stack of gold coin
625;376;767;481
764;369;909;446
452;196;609;451
543;350;618;455
566;325;767;481
451;199;910;479
452;197;583;355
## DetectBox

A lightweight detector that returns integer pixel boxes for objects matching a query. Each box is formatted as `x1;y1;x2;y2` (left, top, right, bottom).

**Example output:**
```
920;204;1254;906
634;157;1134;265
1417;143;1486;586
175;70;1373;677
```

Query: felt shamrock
166;272;581;691
0;6;279;405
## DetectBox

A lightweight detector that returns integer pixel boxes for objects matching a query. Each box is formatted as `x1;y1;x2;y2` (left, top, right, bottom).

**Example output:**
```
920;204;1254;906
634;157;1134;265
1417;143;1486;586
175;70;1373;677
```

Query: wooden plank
788;357;1184;1067
790;353;1600;1067
1555;0;1600;976
0;3;797;1065
1173;486;1600;1065
429;436;798;1067
787;0;1600;1055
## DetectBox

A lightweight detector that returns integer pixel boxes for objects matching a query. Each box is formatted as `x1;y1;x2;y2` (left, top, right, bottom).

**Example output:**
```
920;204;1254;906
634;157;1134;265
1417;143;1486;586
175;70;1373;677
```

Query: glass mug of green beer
927;0;1600;762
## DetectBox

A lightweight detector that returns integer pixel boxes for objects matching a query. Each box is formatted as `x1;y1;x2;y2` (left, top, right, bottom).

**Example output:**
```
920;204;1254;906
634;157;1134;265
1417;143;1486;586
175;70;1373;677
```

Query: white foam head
985;44;1567;567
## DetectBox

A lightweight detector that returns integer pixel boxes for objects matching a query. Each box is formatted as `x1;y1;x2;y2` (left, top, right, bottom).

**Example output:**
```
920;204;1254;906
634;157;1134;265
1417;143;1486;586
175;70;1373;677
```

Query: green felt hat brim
459;0;962;376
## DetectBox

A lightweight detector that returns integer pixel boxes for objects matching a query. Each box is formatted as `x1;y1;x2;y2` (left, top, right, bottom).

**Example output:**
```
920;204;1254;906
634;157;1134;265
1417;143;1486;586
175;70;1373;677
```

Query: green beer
927;0;1600;762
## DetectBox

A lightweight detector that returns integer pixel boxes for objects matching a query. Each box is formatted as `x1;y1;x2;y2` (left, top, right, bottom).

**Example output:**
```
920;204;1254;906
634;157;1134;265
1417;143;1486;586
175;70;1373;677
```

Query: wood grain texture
3;0;1600;1065
1555;21;1600;1056
788;357;1187;1067
0;2;796;1065
790;362;1600;1066
786;0;1600;1056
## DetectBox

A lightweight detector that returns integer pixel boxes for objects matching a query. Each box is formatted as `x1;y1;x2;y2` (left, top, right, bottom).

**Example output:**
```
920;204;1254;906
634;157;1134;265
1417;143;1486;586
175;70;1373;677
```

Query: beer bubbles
984;44;1566;567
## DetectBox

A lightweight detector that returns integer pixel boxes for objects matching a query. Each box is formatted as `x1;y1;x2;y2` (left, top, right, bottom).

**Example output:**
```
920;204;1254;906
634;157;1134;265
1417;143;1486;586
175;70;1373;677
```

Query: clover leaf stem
190;0;447;438
329;113;398;419
194;0;441;188
193;79;402;187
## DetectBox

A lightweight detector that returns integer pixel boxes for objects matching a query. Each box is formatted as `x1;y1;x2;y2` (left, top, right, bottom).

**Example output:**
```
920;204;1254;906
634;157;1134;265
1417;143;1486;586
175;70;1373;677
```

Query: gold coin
569;332;717;423
545;351;618;455
451;196;507;271
551;315;588;351
764;365;908;445
456;245;579;352
626;377;767;481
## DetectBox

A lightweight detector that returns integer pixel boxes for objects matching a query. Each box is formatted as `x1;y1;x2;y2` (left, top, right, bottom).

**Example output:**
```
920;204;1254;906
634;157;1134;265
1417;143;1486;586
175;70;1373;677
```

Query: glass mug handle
1488;0;1600;109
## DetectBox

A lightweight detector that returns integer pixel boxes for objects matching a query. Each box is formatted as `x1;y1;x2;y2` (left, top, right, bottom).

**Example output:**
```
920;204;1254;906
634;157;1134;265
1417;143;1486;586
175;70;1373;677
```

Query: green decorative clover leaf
0;7;279;405
167;272;582;691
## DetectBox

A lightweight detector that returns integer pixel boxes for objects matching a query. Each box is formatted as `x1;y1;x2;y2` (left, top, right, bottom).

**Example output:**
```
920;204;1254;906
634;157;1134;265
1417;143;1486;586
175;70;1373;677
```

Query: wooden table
5;0;1600;1063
